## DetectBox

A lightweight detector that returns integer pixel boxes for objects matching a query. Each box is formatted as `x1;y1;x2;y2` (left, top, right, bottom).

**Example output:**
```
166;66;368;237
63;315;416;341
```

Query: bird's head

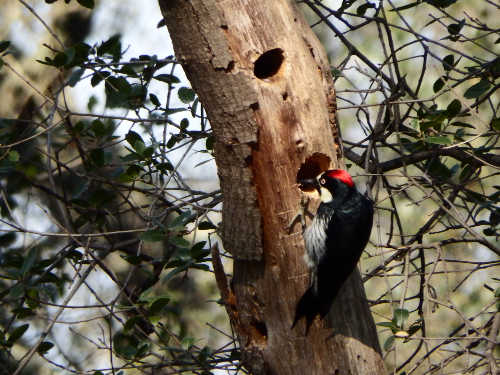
299;169;354;203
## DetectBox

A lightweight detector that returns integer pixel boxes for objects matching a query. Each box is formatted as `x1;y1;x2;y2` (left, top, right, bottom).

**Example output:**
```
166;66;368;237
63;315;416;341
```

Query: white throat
319;186;333;203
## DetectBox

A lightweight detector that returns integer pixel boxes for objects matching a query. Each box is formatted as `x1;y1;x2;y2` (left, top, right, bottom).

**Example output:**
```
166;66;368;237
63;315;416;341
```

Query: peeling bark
158;1;385;374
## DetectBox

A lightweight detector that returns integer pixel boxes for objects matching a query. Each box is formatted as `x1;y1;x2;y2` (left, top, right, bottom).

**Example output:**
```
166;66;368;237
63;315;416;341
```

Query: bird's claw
288;196;310;233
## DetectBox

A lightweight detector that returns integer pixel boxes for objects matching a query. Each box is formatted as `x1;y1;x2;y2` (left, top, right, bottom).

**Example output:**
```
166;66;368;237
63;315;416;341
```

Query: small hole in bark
221;24;228;30
296;153;331;192
250;319;268;343
250;102;259;111
282;92;288;100
226;60;235;72
254;48;284;79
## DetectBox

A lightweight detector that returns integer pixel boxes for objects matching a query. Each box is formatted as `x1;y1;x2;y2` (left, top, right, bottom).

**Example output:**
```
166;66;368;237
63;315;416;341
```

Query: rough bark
158;1;386;374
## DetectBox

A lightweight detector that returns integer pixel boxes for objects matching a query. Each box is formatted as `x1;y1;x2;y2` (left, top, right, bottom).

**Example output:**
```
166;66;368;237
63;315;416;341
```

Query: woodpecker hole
282;92;288;100
250;319;268;344
296;153;331;192
249;102;259;111
253;48;284;79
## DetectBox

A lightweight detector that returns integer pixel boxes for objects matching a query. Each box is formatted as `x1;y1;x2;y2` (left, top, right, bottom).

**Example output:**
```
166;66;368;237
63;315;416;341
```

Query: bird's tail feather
291;283;341;335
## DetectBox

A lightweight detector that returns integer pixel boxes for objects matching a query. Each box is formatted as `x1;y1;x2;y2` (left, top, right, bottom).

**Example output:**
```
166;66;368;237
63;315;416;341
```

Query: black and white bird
292;169;374;333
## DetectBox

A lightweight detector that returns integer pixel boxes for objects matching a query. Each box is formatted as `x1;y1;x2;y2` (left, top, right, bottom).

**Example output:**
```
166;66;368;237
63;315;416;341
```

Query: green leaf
153;74;180;84
383;335;395;351
97;34;122;61
464;79;491;99
91;71;110;87
191;98;199;117
124;316;143;332
446;99;461;118
120;254;143;265
168;210;193;229
21;248;37;276
178;87;195;103
149;297;170;315
433;77;445;93
140;230;164;242
7;150;19;162
356;2;376;16
149;93;160;106
442;54;454;71
394;308;409;328
447;19;465;35
113;331;140;359
90;148;105;167
105;76;132;108
206;135;215;151
0;40;10;54
77;0;94;8
180;118;189;130
156;162;174;172
377;321;396;329
191;241;208;259
125;130;145;152
37;341;54;355
0;232;16;247
169;236;190;248
119;164;142;182
8;324;29;345
491;118;500;131
162;265;188;283
424;136;452;145
425;0;457;8
198;221;217;230
87;95;98;111
68;68;84;87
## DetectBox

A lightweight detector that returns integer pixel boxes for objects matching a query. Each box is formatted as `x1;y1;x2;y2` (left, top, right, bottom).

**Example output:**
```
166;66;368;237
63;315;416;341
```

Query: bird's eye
320;178;326;185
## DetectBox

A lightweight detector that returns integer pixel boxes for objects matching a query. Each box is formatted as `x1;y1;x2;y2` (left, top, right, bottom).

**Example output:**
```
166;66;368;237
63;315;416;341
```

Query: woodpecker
292;169;373;333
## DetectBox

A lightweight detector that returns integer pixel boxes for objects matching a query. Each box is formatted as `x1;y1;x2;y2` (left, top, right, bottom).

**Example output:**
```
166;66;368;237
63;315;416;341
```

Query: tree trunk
158;1;386;374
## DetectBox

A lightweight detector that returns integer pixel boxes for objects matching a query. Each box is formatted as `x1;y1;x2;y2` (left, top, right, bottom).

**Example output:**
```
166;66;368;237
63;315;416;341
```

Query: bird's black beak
298;178;321;194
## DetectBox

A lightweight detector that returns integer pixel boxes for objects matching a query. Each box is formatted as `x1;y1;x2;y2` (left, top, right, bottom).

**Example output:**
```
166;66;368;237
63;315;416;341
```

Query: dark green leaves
446;19;465;41
37;341;54;355
442;54;455;71
7;324;29;346
377;308;415;350
113;331;149;360
97;34;122;62
104;76;131;108
76;0;95;8
178;87;195;103
153;74;180;84
356;2;375;15
464;79;491;99
140;229;164;242
433;77;445;93
0;40;10;54
446;99;461;118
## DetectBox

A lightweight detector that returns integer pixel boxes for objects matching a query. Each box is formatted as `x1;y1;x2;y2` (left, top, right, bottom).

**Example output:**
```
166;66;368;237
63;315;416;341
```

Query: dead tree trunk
158;1;386;374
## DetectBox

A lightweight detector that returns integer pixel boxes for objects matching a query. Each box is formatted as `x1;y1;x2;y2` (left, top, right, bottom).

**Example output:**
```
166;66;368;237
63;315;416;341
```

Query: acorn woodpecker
292;169;374;333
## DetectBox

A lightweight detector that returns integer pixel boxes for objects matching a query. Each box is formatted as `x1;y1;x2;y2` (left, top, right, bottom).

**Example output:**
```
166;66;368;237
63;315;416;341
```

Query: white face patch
319;186;333;203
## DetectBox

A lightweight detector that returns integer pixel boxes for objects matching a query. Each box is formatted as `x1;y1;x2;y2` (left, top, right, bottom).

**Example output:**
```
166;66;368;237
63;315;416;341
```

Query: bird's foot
287;196;311;233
